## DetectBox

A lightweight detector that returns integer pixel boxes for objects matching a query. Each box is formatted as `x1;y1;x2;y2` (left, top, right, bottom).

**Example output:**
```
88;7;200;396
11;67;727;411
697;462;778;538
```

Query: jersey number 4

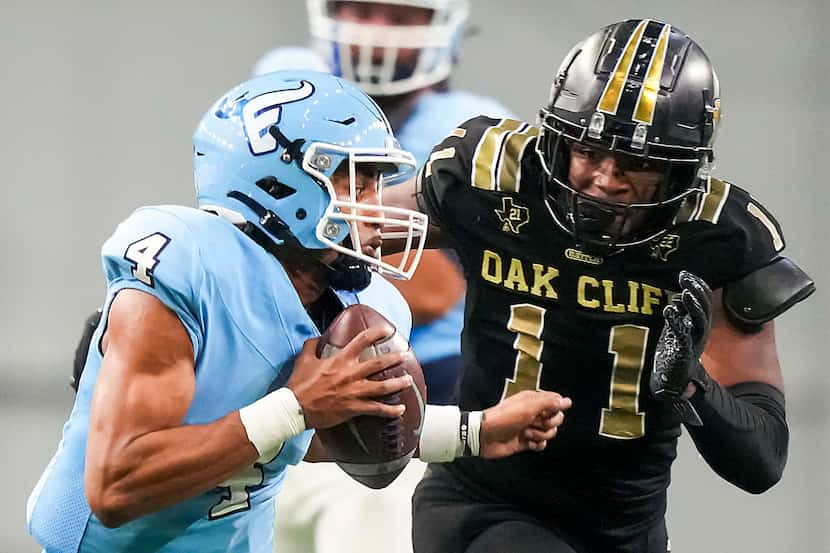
209;447;284;519
123;232;171;287
501;304;648;439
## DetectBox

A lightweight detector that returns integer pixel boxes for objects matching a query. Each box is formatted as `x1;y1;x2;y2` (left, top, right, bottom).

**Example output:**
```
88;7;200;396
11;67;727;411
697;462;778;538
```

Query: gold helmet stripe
598;19;649;115
633;24;671;124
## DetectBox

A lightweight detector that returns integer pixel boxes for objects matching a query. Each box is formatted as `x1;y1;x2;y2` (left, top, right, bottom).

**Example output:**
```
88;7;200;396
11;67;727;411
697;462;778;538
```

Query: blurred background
1;0;827;551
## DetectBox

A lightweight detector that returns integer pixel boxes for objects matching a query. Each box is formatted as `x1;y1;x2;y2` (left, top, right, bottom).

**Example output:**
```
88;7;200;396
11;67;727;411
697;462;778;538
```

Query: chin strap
227;190;296;245
327;254;372;292
268;125;306;166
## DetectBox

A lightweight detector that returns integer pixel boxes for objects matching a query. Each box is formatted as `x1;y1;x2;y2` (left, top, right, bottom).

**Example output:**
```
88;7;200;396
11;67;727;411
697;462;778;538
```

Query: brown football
315;304;426;489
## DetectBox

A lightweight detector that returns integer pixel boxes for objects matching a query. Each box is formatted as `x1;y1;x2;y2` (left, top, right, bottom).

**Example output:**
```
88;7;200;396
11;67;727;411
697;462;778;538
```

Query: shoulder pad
723;256;815;330
677;180;789;287
678;181;785;251
417;116;538;226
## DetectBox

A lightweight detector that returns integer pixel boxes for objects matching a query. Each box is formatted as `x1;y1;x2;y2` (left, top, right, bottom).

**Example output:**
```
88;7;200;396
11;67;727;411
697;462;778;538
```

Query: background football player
384;18;815;553
27;70;570;553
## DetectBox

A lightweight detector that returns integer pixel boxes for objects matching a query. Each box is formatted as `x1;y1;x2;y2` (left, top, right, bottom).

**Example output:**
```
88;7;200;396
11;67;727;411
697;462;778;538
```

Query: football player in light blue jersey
28;70;570;553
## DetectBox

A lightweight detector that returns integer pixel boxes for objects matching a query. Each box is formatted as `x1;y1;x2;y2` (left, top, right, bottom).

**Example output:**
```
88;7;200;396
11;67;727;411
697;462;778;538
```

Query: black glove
650;271;714;425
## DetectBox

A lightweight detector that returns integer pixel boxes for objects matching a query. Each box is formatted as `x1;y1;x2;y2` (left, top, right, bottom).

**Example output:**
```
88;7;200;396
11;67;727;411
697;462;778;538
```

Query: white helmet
306;0;470;96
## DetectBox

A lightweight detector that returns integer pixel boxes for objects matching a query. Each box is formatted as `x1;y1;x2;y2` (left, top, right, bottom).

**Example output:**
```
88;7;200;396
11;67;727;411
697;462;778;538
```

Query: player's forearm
383;176;450;251
389;251;465;325
685;380;788;494
85;411;257;527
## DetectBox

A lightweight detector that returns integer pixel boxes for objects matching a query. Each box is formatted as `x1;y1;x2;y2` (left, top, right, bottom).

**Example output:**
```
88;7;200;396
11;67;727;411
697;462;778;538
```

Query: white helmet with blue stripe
193;70;427;280
306;0;470;96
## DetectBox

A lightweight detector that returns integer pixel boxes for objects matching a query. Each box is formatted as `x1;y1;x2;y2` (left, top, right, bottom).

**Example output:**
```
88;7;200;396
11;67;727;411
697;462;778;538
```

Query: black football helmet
537;19;721;248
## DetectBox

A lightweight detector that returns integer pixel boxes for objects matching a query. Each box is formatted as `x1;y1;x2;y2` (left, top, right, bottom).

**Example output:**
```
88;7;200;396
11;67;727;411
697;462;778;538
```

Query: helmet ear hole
256;177;297;200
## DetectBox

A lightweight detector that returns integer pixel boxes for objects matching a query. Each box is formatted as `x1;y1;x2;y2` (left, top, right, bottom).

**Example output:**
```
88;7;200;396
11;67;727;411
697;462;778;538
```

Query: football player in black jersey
383;18;815;553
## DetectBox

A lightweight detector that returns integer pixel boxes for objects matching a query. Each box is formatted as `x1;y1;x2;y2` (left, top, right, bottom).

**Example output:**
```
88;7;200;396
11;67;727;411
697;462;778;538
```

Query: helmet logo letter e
242;81;315;155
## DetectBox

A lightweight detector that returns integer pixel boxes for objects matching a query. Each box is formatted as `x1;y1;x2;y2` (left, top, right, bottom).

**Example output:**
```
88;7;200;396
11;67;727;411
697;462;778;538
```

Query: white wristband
418;405;484;463
238;387;306;456
467;411;483;457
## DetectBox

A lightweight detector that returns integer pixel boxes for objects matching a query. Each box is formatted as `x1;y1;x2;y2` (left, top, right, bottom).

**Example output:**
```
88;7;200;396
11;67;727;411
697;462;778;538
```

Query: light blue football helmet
193;70;427;279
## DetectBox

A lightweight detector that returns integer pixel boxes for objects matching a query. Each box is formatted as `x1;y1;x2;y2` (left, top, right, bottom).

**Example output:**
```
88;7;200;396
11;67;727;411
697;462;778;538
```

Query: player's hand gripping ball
316;304;426;489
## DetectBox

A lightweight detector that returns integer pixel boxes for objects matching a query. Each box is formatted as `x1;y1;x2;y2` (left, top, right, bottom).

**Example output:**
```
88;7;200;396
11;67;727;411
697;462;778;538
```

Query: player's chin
361;245;379;258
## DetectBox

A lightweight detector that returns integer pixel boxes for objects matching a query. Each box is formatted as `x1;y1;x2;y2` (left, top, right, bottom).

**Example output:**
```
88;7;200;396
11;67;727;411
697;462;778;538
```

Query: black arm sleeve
685;380;788;494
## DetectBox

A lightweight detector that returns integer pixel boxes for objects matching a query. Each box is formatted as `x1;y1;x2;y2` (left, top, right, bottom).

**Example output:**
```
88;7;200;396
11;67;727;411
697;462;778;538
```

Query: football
315;304;426;489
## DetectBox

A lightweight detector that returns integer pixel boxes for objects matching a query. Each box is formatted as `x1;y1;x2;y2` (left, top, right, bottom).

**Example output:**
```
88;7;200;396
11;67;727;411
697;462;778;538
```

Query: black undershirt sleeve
685;380;788;494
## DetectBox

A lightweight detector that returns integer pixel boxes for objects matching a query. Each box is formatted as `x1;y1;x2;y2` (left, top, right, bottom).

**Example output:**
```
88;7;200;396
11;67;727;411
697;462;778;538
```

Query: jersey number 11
501;304;648;439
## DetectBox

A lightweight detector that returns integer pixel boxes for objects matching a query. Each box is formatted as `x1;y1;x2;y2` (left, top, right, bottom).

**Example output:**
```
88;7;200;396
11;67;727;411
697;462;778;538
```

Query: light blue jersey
27;206;410;553
395;90;513;364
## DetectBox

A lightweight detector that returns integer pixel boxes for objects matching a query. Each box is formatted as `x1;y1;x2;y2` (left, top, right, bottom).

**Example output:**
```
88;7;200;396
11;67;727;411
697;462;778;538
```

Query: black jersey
417;116;785;544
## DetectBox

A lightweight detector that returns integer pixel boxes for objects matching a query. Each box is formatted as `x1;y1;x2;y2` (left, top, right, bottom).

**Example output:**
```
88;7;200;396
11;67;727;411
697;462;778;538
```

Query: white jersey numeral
209;463;265;519
123;233;171;286
209;447;282;519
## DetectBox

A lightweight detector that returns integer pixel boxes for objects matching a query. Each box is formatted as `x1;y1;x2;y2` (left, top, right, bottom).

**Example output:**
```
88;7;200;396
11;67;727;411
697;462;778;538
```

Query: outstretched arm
417;390;572;462
383;250;465;325
382;177;452;252
304;389;571;464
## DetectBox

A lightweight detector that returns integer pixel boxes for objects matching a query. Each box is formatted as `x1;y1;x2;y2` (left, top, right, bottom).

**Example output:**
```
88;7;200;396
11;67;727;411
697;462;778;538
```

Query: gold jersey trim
696;178;731;224
425;147;456;178
748;202;784;251
497;126;540;193
676;177;731;224
471;119;538;192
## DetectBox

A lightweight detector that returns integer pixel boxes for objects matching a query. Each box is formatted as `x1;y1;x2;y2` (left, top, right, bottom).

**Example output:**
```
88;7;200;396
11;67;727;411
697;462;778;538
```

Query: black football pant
412;464;669;553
